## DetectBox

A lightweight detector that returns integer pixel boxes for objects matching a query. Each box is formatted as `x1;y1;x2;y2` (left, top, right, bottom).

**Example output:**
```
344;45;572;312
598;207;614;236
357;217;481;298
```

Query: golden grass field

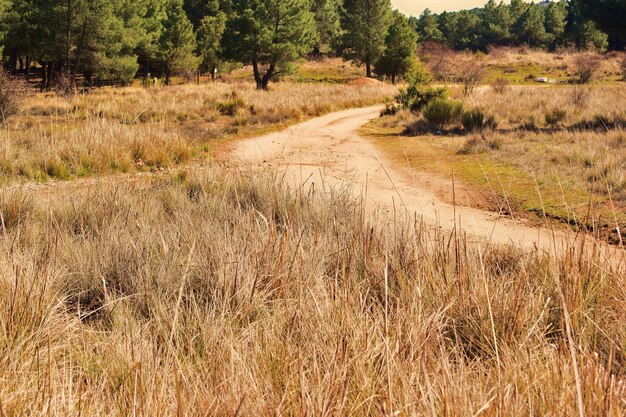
1;168;624;415
367;84;626;241
0;82;395;184
1;57;626;415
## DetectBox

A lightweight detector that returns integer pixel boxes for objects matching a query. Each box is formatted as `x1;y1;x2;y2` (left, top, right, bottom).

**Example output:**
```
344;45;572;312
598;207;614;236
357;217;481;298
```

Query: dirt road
2;104;618;258
234;105;591;253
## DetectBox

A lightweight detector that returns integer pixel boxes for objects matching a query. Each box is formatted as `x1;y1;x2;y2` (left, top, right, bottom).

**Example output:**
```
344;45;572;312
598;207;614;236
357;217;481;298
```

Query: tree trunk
41;63;47;91
47;62;55;89
366;61;372;78
25;57;31;81
252;59;276;90
165;70;171;86
8;51;18;74
391;73;396;85
252;59;263;90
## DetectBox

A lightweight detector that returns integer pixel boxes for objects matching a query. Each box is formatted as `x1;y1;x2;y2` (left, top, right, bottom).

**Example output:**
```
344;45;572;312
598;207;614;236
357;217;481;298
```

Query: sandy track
1;105;620;260
234;105;614;255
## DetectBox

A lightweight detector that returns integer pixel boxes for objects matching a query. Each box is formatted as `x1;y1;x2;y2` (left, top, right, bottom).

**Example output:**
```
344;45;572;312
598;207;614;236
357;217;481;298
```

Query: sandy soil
234;105;615;256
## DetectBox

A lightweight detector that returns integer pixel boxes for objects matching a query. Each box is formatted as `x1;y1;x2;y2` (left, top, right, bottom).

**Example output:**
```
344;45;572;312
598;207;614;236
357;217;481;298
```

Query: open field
1;167;625;415
418;45;625;85
0;82;395;184
366;84;626;241
482;48;625;84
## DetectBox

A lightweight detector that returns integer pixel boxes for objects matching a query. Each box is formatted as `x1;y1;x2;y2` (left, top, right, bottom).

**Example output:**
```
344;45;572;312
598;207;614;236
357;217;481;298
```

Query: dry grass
484;47;625;84
0;81;395;184
1;168;625;415
367;85;626;239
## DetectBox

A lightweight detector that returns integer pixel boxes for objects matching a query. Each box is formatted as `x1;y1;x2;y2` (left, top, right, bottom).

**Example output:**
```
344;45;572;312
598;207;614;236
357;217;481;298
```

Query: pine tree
342;0;392;78
196;11;226;79
375;10;416;84
577;0;625;49
544;1;567;50
311;0;343;56
157;0;198;85
481;0;511;47
415;8;443;42
513;4;548;48
183;0;219;29
223;0;317;90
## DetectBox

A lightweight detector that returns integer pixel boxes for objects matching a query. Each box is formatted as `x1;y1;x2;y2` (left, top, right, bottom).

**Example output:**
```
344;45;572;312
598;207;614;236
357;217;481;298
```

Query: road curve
234;105;603;254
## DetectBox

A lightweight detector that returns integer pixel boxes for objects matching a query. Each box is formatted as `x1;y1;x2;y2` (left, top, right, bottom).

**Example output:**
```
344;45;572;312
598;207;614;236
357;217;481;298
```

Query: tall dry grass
0;82;395;184
380;84;626;238
1;168;624;415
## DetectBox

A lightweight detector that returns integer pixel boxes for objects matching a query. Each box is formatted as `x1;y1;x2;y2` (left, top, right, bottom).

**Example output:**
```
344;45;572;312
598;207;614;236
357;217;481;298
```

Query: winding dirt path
2;104;620;260
234;105;610;255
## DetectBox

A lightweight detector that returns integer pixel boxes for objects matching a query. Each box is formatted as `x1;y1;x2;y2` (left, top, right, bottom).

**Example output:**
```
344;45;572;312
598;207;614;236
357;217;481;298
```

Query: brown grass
0;168;625;415
420;46;625;84
367;85;626;239
0;82;396;184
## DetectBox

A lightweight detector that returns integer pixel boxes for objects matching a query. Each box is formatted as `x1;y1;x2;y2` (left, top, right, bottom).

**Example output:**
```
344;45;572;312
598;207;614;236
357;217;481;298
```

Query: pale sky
391;0;529;16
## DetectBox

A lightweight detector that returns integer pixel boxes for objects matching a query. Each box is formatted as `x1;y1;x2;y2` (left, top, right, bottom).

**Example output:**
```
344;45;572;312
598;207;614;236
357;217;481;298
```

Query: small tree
223;0;317;90
197;12;226;80
375;11;417;84
456;53;486;96
158;0;198;85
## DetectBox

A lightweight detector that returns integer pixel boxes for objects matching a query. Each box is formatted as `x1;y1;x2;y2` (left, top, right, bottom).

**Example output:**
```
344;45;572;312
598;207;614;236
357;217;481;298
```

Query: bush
423;98;463;130
491;78;511;94
545;108;567;127
0;69;27;122
217;98;246;116
462;109;498;132
574;53;602;84
396;85;447;114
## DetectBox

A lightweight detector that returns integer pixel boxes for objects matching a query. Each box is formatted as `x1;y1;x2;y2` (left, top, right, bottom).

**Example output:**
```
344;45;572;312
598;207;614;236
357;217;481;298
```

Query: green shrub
423;98;463;130
217;98;246;116
396;86;448;114
545;108;567;127
461;109;498;132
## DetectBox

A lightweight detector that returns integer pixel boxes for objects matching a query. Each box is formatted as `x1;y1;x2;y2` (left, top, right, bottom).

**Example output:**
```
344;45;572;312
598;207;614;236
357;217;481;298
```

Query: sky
391;0;523;16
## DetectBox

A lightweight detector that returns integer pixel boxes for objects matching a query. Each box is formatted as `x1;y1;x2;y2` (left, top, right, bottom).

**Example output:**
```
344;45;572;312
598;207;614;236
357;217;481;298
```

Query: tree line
0;0;622;90
411;0;625;53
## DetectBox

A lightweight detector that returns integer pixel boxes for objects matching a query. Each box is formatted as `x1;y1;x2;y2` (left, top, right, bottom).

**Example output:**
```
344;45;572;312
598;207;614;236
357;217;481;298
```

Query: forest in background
0;0;623;89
